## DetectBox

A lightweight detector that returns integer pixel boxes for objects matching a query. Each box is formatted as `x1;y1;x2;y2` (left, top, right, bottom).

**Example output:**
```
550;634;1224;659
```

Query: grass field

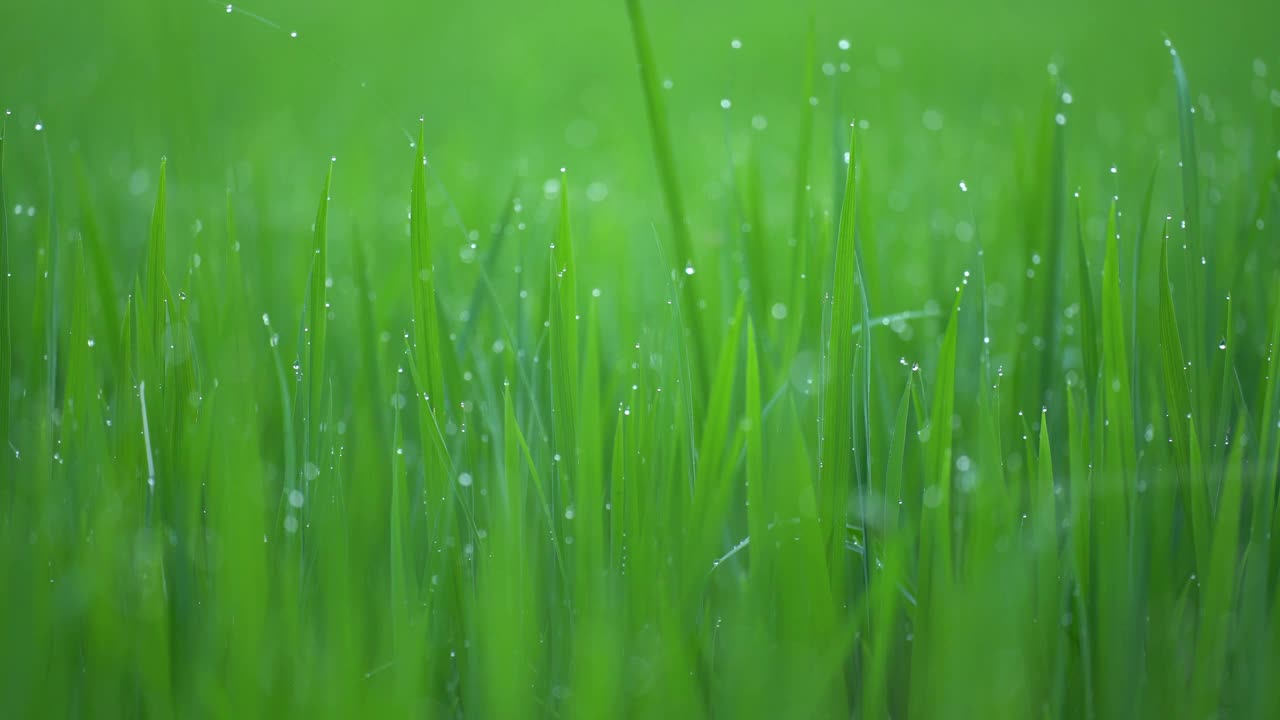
3;0;1280;717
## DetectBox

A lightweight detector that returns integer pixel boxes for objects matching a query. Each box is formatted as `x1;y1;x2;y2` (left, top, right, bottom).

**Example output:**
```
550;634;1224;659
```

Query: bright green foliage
2;2;1279;719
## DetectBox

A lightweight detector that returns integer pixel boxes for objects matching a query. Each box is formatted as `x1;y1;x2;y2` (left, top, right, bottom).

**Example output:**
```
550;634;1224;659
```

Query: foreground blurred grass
2;0;1280;717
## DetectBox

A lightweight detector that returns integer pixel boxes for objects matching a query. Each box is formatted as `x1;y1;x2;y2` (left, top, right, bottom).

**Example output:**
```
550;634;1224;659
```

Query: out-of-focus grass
2;0;1280;718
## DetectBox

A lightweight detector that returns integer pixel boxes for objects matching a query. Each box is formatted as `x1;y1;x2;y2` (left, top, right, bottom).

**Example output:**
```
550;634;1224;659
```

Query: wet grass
2;1;1280;718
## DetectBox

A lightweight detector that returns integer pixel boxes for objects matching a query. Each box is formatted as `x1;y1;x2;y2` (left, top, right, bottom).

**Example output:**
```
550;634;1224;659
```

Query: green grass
2;0;1280;717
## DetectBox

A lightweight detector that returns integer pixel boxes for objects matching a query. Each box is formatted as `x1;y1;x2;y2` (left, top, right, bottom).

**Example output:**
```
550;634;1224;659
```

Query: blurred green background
3;0;1276;261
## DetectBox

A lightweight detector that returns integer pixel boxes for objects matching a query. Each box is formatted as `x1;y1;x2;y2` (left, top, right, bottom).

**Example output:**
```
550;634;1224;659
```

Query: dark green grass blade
1171;44;1209;424
0;115;9;475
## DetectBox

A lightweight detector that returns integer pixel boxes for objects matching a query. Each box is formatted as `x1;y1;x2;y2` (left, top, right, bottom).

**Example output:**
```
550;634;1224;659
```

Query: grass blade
622;0;708;398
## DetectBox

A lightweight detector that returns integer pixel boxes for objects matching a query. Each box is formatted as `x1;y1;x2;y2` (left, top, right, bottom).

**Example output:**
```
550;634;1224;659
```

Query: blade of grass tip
549;168;579;548
622;0;708;400
1074;194;1100;401
410;122;447;421
1095;197;1138;720
1170;41;1202;258
409;124;454;570
819;124;861;608
923;286;963;581
456;181;519;351
1035;409;1062;689
1190;410;1246;720
303;160;333;502
884;373;913;537
1037;77;1068;409
1158;222;1209;573
1170;41;1209;420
